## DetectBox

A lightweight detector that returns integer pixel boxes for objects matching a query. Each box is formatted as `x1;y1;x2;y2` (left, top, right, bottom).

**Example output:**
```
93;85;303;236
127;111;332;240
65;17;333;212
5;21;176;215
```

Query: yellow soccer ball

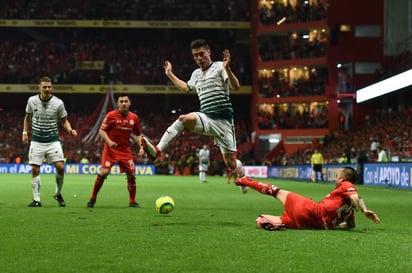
155;196;175;214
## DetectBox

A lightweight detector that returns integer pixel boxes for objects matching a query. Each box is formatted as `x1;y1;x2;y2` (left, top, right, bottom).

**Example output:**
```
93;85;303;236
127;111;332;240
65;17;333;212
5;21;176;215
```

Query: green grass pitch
0;174;411;273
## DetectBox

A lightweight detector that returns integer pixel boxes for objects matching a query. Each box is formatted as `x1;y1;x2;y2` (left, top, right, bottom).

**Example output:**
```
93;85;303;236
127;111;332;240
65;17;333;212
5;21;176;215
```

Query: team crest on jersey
129;120;134;125
105;161;111;167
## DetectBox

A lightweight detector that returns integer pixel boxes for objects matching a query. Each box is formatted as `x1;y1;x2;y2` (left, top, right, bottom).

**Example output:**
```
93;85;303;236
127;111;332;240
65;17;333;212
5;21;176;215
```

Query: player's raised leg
235;176;281;197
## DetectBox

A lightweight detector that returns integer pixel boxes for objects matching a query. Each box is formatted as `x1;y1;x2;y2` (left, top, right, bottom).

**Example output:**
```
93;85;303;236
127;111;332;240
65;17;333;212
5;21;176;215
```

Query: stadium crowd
0;108;252;176
2;104;412;175
258;67;327;98
258;30;327;62
0;29;250;85
1;0;250;21
257;104;328;130
270;107;412;166
259;0;327;25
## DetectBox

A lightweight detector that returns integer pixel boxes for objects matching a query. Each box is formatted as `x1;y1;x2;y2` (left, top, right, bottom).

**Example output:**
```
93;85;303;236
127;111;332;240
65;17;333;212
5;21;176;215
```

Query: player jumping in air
141;39;247;192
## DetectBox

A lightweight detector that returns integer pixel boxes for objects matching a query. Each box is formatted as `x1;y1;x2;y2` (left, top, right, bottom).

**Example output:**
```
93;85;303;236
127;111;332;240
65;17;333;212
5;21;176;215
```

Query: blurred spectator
377;146;388;162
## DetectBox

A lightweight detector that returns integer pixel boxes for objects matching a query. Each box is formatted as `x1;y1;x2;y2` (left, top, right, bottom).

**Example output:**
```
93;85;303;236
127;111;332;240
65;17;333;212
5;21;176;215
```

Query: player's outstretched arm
350;194;381;224
164;61;190;93
222;49;240;91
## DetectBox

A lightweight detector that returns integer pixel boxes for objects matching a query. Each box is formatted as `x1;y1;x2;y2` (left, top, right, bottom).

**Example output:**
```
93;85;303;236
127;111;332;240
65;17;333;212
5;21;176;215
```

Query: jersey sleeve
57;99;68;119
100;112;113;131
219;61;228;82
187;69;199;92
340;181;358;198
25;97;33;114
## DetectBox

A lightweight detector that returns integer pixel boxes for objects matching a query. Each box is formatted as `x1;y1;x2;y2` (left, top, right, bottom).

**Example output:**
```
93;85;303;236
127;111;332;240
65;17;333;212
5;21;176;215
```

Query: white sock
236;159;244;176
55;174;64;194
158;119;184;152
32;176;41;202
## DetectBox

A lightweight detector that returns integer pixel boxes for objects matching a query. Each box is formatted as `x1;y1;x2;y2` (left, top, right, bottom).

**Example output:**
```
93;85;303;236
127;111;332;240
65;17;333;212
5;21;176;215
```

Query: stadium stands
1;0;250;21
0;28;250;85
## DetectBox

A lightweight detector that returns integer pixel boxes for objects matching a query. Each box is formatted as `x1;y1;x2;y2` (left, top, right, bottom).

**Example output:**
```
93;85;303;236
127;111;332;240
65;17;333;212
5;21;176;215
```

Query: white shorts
193;112;237;153
29;141;64;165
199;163;208;172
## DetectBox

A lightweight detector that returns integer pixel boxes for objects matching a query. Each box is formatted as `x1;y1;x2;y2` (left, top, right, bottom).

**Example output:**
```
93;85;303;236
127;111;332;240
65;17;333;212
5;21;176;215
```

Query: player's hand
22;134;28;144
164;61;172;75
138;147;145;156
222;49;231;68
365;210;380;224
70;129;77;136
108;140;117;148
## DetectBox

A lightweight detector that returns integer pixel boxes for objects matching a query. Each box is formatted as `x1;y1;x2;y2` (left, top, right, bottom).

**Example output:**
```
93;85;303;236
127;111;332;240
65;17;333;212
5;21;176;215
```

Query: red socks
237;177;280;197
91;174;105;200
127;179;136;204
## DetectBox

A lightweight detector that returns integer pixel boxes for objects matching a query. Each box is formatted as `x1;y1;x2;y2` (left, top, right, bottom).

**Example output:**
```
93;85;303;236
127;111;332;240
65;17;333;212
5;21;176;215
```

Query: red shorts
101;147;135;173
280;192;324;229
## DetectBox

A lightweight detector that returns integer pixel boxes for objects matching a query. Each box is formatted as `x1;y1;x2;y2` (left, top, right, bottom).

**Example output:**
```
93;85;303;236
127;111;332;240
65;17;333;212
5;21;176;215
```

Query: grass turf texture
0;174;411;273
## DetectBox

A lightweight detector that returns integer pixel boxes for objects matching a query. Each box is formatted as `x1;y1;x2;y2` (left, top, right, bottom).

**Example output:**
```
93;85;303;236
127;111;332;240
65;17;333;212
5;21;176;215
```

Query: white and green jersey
187;61;234;121
25;95;67;143
198;148;210;165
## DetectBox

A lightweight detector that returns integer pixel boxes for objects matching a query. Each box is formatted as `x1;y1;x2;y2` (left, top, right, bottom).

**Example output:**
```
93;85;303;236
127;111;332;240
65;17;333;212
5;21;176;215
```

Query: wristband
22;131;28;135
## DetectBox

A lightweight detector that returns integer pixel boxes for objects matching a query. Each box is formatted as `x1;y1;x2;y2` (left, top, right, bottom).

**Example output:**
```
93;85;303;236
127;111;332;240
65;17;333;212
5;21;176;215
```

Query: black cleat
261;222;286;231
53;194;66;207
87;199;96;208
128;202;142;208
28;200;42;207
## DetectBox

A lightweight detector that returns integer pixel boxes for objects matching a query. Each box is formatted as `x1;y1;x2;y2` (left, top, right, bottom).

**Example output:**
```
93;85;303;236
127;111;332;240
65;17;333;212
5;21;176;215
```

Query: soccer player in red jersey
87;94;145;208
235;167;381;231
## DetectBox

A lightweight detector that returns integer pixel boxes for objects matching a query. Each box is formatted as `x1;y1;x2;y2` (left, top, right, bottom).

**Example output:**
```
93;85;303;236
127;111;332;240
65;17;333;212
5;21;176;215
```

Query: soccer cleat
53;193;66;207
141;137;160;160
256;216;286;231
87;199;96;208
235;176;250;194
128;202;142;208
260;222;286;231
239;185;249;194
27;200;42;207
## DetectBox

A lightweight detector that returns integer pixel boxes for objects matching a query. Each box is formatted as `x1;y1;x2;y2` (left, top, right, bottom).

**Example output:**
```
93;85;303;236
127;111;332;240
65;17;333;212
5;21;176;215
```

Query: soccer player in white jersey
22;76;77;207
142;39;246;192
198;144;210;183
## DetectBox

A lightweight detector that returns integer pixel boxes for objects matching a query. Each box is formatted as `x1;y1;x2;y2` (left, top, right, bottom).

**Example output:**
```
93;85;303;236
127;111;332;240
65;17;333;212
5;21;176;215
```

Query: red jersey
101;110;142;153
281;181;357;229
318;181;357;229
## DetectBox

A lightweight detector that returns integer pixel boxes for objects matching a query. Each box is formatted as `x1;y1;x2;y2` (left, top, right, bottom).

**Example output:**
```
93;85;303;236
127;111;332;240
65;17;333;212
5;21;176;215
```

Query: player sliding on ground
141;39;245;191
235;167;381;231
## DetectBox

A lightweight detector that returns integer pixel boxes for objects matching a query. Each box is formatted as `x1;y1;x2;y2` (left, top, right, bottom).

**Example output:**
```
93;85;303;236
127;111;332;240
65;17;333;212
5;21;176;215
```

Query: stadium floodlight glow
356;69;412;103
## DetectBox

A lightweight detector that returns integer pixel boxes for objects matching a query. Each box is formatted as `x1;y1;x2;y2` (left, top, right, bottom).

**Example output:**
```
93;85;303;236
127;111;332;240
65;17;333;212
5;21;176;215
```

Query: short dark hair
190;39;210;50
341;167;357;183
117;93;130;100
